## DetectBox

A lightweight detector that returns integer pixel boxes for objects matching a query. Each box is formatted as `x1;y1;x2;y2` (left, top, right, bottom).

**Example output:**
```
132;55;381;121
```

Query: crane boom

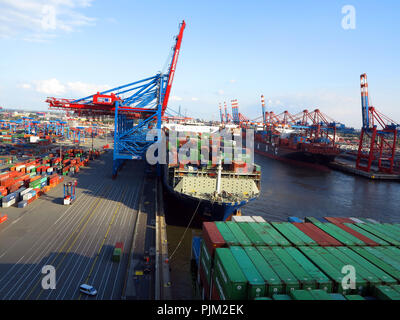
162;20;186;114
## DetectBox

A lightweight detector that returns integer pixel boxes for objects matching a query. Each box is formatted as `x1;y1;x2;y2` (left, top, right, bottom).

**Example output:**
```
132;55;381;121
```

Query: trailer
63;180;77;205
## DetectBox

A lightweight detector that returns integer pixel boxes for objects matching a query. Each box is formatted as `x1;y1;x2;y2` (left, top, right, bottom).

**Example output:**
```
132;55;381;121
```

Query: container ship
254;124;340;166
162;124;261;226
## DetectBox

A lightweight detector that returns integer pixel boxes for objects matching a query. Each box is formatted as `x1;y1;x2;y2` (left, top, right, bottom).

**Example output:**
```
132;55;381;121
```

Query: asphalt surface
0;138;145;300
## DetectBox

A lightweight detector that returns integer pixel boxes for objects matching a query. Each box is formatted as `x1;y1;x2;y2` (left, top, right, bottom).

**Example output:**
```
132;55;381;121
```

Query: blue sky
0;0;399;127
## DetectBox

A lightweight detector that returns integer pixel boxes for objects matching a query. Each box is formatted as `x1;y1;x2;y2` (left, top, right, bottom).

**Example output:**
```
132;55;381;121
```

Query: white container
2;198;16;207
349;217;365;224
231;215;255;222
22;193;33;201
366;218;379;224
252;216;266;222
15;165;26;171
20;188;33;196
30;136;40;143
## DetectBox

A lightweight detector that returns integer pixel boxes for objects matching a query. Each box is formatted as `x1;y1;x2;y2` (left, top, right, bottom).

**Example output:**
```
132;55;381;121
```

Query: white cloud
171;95;183;101
229;79;236;83
191;97;199;101
24;78;110;96
66;81;111;96
33;78;66;95
0;0;96;41
217;89;224;95
18;83;32;89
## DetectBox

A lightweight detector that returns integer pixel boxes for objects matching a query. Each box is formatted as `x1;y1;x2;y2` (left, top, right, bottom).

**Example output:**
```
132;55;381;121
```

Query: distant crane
356;73;398;174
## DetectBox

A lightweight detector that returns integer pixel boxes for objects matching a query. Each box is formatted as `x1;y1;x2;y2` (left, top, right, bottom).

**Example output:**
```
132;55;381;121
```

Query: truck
112;242;124;262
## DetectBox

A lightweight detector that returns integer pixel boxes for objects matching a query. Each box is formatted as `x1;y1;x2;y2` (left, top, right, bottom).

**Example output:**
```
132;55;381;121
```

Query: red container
115;242;124;252
334;217;355;224
202;222;226;258
0;215;7;224
324;217;342;225
293;223;342;246
331;222;379;246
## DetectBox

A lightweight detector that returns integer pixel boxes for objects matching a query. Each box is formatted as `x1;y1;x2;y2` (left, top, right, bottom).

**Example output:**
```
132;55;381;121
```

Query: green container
337;247;396;285
355;223;400;246
350;247;400;281
230;246;265;299
375;285;400;300
290;290;315;300
271;247;316;290
215;222;240;246
200;240;213;269
313;222;364;246
298;246;345;293
253;297;272;300
309;289;332;300
257;247;300;293
248;223;278;246
200;246;213;286
244;246;283;295
367;223;400;241
345;295;365;300
238;223;264;246
225;222;252;246
343;223;389;246
311;246;367;294
258;222;291;246
272;294;292;300
284;247;332;292
270;222;304;246
214;248;247;300
324;247;380;291
112;248;121;262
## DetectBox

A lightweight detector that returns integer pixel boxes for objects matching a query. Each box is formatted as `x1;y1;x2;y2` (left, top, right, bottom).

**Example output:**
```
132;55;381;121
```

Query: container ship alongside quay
161;124;261;226
253;125;340;166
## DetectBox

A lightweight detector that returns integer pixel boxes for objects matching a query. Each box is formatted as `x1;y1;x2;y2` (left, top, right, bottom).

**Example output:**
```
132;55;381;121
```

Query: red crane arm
162;20;186;114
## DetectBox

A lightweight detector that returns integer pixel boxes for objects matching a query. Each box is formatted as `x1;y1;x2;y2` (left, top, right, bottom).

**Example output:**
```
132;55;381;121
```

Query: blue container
288;216;303;223
18;200;28;208
191;236;201;267
316;217;329;223
40;181;47;188
3;192;16;202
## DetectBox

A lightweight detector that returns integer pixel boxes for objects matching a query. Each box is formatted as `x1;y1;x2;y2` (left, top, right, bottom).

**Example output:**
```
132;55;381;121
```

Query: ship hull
254;140;337;168
161;165;256;227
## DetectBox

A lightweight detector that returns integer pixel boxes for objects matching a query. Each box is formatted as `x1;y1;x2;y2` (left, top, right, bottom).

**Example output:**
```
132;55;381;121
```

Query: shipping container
257;247;300;293
202;222;226;256
243;246;283;296
225;222;252;246
230;246;265;299
213;248;247;300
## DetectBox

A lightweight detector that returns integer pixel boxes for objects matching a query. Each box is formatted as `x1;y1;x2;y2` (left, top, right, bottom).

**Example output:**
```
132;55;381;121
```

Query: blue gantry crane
46;20;186;177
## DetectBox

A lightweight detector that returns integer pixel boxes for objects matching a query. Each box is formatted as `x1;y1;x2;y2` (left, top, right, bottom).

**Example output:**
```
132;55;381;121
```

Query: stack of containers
198;220;336;300
197;217;400;300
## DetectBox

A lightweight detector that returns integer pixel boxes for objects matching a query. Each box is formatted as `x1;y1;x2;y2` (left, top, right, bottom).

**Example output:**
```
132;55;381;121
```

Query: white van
79;284;97;296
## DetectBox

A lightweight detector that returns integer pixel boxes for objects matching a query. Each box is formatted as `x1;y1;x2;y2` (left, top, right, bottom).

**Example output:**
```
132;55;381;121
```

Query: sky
0;0;399;127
